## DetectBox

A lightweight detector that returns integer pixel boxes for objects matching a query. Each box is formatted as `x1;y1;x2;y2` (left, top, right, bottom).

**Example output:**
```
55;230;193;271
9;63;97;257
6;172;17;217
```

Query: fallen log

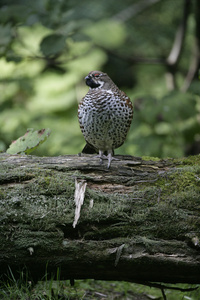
0;153;200;283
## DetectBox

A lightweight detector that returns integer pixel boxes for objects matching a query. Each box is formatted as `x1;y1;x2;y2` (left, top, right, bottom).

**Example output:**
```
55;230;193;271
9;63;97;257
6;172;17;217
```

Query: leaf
40;34;66;56
72;32;90;42
83;20;126;49
0;24;13;47
6;50;22;63
6;128;51;155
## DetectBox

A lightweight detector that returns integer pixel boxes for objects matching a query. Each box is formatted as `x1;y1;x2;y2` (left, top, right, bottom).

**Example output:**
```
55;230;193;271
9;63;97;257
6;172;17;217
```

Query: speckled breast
78;89;133;151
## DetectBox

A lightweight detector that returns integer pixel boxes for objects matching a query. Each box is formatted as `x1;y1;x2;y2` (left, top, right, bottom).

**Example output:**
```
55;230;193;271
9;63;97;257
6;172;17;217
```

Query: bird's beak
85;75;90;80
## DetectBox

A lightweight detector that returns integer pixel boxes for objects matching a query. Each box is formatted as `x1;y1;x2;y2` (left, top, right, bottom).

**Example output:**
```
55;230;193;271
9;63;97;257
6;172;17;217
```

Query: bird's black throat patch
86;77;100;88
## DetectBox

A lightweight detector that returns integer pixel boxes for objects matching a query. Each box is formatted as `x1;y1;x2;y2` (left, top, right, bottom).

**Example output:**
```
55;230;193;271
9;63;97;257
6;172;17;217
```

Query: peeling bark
0;153;200;283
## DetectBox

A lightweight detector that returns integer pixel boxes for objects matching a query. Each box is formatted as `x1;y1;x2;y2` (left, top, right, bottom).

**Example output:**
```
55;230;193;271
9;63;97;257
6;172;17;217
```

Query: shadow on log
0;153;200;283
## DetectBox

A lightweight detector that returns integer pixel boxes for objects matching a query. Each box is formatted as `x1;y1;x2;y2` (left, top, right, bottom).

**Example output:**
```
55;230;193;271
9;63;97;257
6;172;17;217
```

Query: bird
78;70;133;168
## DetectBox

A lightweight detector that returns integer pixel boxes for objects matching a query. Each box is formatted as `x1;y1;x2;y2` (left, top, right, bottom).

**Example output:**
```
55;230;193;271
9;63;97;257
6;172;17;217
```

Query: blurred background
0;0;200;159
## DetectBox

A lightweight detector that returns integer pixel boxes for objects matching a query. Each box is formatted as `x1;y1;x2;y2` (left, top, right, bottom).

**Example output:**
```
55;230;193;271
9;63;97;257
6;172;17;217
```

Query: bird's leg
94;150;107;165
107;151;112;168
98;150;104;164
94;150;119;167
107;150;119;168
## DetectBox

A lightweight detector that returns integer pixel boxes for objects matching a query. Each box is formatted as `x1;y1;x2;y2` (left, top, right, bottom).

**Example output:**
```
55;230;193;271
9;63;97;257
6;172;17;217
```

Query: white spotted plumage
78;71;133;168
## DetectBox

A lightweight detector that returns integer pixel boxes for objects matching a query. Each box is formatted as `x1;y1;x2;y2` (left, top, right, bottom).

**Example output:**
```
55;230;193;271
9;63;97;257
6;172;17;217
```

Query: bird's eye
93;73;100;77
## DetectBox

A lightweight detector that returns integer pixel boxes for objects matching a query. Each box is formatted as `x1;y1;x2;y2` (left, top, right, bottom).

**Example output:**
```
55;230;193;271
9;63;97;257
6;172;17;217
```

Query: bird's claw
94;151;119;168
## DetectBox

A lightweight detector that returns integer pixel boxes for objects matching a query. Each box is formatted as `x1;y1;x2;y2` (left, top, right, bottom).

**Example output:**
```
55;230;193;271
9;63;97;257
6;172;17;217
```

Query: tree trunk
0;153;200;283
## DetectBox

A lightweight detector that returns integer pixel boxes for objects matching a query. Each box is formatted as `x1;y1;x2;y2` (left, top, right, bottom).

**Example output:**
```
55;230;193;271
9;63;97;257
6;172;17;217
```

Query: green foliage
84;20;127;48
128;91;200;158
6;128;51;154
40;34;66;57
0;274;199;300
0;0;199;158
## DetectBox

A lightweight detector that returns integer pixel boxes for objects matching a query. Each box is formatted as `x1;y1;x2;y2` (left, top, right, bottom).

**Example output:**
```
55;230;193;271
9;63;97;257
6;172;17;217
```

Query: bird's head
85;71;111;89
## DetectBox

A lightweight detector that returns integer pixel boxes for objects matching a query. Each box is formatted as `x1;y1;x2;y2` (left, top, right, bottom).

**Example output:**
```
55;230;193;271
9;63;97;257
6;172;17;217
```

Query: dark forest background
1;0;200;159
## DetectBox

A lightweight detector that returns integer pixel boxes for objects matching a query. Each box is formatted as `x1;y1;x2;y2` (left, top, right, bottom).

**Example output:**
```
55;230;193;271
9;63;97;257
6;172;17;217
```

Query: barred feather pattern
78;80;133;153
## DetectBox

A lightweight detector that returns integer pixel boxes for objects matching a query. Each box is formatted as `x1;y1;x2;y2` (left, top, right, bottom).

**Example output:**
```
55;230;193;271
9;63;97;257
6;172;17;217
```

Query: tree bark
0;153;200;283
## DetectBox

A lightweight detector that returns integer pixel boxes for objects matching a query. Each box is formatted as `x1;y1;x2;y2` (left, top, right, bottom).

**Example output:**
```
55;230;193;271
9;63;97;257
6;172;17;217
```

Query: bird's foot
94;155;107;164
94;150;119;168
94;150;107;165
107;152;119;169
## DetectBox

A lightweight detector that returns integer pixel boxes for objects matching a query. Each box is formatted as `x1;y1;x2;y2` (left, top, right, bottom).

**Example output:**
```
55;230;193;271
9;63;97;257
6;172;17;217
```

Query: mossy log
0;153;200;283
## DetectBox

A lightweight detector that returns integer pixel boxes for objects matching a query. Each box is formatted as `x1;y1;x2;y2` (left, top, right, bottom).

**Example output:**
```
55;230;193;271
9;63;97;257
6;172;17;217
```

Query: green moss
0;188;5;199
155;164;200;199
169;170;198;192
179;154;200;166
13;230;64;251
1;153;200;248
142;156;160;162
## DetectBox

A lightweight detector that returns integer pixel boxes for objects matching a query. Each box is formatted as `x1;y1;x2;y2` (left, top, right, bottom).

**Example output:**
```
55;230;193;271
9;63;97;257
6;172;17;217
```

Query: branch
181;42;200;92
0;153;200;283
112;0;161;22
166;0;191;90
167;0;191;65
136;281;199;293
195;0;200;51
99;46;166;65
181;0;200;92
